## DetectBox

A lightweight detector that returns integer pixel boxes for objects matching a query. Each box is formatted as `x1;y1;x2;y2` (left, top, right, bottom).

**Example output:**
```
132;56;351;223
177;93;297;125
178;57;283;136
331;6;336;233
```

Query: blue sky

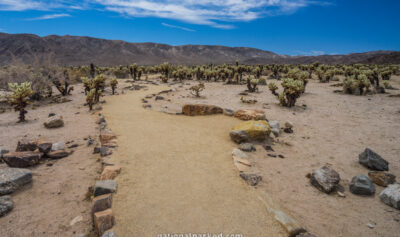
0;0;399;55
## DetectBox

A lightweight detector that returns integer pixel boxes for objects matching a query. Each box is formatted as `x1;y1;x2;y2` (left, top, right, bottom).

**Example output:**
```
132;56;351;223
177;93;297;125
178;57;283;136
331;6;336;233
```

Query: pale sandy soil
101;85;286;237
143;76;400;237
0;85;100;237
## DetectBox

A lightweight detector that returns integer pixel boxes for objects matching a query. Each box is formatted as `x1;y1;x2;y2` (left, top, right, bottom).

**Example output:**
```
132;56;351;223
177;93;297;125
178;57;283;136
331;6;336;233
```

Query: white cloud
162;23;195;32
0;0;331;28
293;50;326;56
27;13;71;20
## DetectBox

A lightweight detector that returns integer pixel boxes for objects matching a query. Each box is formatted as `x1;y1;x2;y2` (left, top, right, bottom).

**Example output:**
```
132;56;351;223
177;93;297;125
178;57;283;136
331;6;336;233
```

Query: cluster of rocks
2;138;73;168
91;116;121;237
309;148;399;210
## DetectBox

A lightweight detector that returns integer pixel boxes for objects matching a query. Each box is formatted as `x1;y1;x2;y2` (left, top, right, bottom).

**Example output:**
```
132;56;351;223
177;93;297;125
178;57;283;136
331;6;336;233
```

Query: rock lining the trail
0;167;32;195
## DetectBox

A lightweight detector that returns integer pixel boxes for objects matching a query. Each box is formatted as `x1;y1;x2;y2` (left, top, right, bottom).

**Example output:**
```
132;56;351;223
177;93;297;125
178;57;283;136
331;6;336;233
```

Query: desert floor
1;75;400;237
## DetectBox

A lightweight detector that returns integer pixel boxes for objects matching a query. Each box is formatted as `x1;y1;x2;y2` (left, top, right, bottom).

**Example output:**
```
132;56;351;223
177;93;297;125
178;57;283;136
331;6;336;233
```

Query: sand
101;85;286;237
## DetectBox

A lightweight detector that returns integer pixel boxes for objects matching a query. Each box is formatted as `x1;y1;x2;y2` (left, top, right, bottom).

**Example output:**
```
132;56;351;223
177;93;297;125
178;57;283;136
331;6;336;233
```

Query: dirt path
102;85;285;237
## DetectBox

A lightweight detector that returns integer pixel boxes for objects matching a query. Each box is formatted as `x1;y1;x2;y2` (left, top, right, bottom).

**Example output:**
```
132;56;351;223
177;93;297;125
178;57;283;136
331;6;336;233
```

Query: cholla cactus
190;83;205;97
8;82;34;122
277;78;304;107
247;76;258;92
268;82;278;96
86;88;96;111
160;62;170;82
343;76;357;94
109;78;118;95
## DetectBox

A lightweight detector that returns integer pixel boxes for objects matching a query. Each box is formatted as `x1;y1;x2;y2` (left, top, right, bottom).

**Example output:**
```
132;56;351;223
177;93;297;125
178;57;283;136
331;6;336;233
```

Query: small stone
379;183;400;210
238;143;256;152
229;130;250;144
93;147;101;154
94;180;117;197
100;132;117;146
70;215;83;226
223;109;234;116
2;152;43;168
268;154;277;158
359;148;389;171
0;195;13;217
284;127;293;133
278;154;285;159
68;144;79;149
269;121;280;136
100;166;121;180
284;121;293;129
51;142;65;151
102;230;116;237
48;113;56;117
295;232;316;237
44;115;64;129
100;147;112;157
368;171;396;187
367;223;374;229
155;95;164;100
337;191;346;198
0;148;10;158
239;173;262;186
264;145;274;152
349;174;375;196
310;166;340;194
94;209;115;236
97;117;106;125
37;141;52;154
0;168;32;195
95;105;103;111
232;148;248;159
92;194;113;214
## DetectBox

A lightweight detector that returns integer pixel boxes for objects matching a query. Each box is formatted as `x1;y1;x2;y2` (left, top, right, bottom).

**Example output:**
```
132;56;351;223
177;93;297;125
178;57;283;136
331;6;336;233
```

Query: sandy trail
102;85;285;237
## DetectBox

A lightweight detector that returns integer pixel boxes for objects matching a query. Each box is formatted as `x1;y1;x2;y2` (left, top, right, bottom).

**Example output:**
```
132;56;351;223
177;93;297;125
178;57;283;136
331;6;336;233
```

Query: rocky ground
0;85;101;236
140;75;400;237
1;75;400;237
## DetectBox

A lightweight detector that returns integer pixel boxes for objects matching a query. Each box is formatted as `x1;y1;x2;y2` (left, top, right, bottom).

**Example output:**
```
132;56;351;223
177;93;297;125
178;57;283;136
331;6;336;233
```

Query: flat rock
16;139;37;152
240;173;262;186
100;166;121;180
47;150;70;159
359;148;389;171
379;183;400;209
229;130;250;144
310;166;340;193
232;120;271;141
368;171;396;187
238;143;256;152
223;108;234;116
234;109;266;121
92;194;113;214
2;151;43;168
0;167;32;195
94;209;115;236
349;174;375;196
100;132;117;146
0;195;13;217
232;148;248;159
94;180;117;197
100;147;112;157
44;115;64;129
182;104;223;116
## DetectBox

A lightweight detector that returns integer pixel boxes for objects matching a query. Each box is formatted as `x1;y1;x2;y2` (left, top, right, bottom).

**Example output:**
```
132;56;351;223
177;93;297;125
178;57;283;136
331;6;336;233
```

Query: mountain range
0;33;399;66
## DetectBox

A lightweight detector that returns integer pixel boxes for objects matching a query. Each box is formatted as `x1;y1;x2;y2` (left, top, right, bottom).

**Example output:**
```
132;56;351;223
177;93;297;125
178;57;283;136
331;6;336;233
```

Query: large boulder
234;109;266;121
16;139;37;152
182;104;223;116
2;151;43;168
0;195;13;217
310;166;340;193
0;167;32;195
359;148;389;171
44;115;64;129
368;171;396;187
379;183;400;210
349;175;375;196
232;120;271;141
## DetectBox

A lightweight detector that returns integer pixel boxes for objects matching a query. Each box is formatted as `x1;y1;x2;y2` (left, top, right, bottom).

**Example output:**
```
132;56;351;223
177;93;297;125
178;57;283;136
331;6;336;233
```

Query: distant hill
0;33;398;66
